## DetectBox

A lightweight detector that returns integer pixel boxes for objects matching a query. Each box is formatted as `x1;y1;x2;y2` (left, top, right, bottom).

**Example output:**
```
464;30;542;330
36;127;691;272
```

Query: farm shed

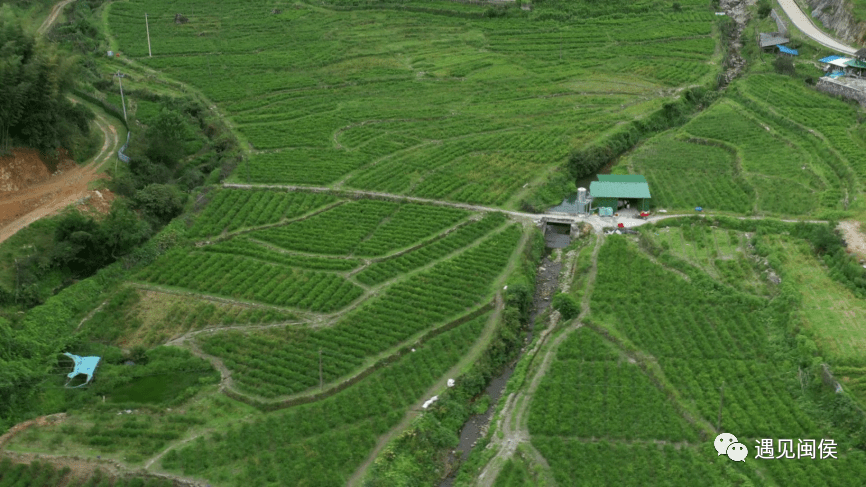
758;32;789;49
589;175;651;214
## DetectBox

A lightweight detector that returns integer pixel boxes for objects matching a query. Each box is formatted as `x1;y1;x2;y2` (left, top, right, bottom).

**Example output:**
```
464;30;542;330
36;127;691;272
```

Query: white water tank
578;187;587;203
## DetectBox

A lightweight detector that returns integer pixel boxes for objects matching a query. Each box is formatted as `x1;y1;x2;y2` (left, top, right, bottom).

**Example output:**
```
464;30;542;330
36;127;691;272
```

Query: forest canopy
0;6;92;161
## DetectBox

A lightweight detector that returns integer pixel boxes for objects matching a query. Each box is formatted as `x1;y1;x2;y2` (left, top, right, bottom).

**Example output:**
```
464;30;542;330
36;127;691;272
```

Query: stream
438;233;566;487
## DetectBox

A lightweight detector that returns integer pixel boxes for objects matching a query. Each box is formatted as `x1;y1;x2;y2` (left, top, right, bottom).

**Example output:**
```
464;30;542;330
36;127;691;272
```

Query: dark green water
110;373;206;404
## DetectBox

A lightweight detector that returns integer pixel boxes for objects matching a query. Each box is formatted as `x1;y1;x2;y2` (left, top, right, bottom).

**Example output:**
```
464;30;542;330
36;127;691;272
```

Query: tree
0;8;83;154
758;0;771;17
552;292;581;320
97;201;150;259
128;154;172;187
0;9;34;153
133;183;187;225
52;202;149;275
146;107;188;165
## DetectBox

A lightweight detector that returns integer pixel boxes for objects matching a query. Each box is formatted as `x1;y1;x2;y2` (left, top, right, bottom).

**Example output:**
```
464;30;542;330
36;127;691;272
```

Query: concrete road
776;0;858;55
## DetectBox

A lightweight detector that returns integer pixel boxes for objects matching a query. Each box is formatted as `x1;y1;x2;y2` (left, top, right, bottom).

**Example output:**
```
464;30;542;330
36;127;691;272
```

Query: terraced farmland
199;223;522;398
107;0;718;208
9;1;850;487
624;74;865;216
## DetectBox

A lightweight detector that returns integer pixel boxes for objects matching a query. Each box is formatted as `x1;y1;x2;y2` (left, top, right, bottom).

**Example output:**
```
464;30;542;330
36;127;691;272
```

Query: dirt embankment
0;109;118;244
0;148;110;241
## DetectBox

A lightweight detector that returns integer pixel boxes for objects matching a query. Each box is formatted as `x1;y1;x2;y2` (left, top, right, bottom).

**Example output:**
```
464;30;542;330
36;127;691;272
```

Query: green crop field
0;459;173;487
529;327;699;442
198;223;522;398
628;136;755;213
186;189;339;239
162;312;490;485
9;0;866;486
106;0;718;208
623;74;866;216
516;226;866;486
135;250;365;311
591;236;818;439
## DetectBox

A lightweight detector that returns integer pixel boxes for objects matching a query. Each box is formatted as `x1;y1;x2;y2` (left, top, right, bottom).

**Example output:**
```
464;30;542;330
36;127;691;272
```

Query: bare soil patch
838;221;866;260
0;148;54;192
0;111;117;245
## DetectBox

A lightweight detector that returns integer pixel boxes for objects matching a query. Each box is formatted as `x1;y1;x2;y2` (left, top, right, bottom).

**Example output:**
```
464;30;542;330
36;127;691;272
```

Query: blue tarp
777;45;799;56
63;352;101;387
695;207;703;212
830;71;845;79
820;55;843;63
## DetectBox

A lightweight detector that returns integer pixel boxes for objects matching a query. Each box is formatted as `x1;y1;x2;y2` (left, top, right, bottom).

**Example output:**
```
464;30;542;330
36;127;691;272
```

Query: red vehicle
640;212;650;219
617;223;625;228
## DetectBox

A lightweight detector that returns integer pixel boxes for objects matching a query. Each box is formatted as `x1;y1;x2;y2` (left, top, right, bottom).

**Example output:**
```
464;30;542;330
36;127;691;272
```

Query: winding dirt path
36;0;76;35
0;106;119;245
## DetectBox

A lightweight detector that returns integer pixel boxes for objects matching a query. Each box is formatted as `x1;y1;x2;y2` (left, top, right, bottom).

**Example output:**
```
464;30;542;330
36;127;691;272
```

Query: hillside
2;0;866;486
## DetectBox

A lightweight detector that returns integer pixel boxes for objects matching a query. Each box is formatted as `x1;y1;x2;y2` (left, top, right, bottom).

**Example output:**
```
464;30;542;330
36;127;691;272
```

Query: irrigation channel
438;226;567;486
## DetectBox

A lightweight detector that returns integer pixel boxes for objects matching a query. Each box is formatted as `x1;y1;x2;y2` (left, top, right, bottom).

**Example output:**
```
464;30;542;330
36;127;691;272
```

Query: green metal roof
597;174;647;183
846;59;866;68
589;181;651;199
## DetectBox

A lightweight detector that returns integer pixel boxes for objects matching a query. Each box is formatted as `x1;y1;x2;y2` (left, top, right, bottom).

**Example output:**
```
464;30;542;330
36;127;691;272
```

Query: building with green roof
590;174;651;214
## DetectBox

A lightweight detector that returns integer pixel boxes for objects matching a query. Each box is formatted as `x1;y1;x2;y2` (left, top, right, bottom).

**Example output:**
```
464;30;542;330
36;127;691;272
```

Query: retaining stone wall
816;77;866;107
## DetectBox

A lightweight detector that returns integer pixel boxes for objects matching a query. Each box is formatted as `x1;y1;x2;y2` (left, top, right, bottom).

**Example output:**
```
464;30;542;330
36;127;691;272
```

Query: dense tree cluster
0;8;92;162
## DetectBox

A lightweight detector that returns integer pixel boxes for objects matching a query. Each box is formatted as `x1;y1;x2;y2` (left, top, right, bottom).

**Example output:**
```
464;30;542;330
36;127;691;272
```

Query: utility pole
319;350;323;391
145;13;152;57
717;380;725;432
114;71;128;123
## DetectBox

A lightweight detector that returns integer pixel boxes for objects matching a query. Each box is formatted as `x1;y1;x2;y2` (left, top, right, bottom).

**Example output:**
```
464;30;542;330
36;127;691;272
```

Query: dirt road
776;0;857;55
36;0;76;35
0;108;119;245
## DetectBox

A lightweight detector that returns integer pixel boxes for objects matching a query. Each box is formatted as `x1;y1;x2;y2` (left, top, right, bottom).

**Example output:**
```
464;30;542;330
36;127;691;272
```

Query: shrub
552;292;581;320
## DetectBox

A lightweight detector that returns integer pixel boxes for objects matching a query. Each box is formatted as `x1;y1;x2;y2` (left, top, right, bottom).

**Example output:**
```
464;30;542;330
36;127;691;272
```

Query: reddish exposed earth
0;111;118;245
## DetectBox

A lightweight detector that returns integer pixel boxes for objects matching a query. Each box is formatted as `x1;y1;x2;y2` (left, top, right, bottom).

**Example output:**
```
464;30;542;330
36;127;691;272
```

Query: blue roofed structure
777;45;799;56
820;55;844;63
